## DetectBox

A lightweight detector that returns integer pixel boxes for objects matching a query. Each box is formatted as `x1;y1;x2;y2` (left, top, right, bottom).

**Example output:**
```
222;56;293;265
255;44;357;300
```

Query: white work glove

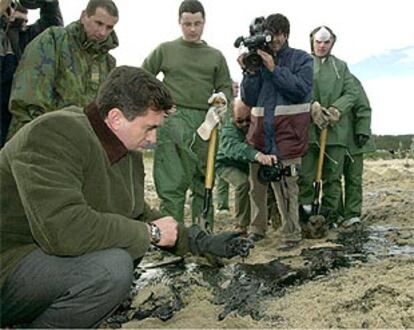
197;92;227;141
310;102;330;129
326;106;341;126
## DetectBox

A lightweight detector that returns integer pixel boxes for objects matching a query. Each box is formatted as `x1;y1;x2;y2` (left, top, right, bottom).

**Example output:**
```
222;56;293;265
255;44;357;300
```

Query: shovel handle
315;128;328;182
205;127;218;189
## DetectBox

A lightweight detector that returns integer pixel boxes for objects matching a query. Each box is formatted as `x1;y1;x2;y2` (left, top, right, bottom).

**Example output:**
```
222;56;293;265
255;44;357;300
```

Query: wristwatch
149;222;161;244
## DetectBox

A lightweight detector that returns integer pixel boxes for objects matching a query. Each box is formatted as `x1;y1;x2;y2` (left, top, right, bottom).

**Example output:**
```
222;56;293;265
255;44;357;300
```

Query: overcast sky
30;0;414;135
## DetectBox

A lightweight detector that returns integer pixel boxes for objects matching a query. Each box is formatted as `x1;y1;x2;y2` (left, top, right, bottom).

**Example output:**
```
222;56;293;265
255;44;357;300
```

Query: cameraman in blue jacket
239;13;313;245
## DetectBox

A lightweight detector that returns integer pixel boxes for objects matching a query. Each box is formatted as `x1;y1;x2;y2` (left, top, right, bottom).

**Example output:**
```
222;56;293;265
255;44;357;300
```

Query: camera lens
244;52;262;72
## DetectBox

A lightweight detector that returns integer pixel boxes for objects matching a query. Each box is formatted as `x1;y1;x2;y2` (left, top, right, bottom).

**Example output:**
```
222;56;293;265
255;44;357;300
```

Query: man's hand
237;53;258;74
310;102;330;129
197;92;227;141
257;49;275;72
255;152;277;166
188;226;254;259
149;217;178;247
355;134;369;148
326;106;341;126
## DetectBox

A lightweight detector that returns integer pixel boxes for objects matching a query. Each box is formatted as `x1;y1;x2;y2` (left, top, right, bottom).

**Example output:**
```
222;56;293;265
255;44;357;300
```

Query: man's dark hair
96;66;174;120
178;0;205;19
264;13;290;38
85;0;118;18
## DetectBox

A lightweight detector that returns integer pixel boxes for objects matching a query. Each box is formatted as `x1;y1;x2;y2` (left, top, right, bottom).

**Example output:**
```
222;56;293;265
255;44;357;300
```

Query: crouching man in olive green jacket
0;66;252;329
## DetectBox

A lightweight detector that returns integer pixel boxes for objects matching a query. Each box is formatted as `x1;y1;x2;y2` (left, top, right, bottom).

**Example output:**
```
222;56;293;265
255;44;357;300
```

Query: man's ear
80;10;87;23
106;108;124;131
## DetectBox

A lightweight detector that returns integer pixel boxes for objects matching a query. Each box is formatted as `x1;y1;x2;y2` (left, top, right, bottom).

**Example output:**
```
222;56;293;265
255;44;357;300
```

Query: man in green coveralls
7;0;119;138
0;66;252;328
339;75;375;227
298;25;358;226
142;0;232;228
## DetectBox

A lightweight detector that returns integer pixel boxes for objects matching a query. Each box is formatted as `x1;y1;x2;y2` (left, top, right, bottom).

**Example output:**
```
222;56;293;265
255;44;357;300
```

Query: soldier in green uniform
142;0;232;227
298;25;358;226
7;0;119;138
339;75;375;227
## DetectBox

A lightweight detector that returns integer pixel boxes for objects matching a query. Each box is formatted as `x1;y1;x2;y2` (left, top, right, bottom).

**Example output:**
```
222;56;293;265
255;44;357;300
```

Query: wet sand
114;158;414;329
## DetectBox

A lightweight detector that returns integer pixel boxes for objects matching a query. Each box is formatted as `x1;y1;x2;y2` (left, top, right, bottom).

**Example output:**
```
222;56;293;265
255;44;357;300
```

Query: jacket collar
85;102;127;165
275;41;289;57
68;21;119;55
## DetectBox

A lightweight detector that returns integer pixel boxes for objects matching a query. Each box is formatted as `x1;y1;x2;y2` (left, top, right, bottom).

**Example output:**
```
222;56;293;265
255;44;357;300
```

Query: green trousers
215;176;230;210
218;167;250;227
339;153;363;220
153;107;214;228
298;144;346;223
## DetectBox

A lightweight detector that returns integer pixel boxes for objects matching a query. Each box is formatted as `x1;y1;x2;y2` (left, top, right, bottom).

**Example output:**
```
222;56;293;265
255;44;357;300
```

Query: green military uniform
142;38;232;228
216;120;258;228
0;105;190;289
7;21;118;138
340;77;375;221
215;176;230;212
299;55;358;223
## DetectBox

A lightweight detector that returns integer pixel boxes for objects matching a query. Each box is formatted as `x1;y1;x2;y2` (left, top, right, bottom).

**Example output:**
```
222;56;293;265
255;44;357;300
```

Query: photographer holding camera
0;0;62;147
238;13;313;245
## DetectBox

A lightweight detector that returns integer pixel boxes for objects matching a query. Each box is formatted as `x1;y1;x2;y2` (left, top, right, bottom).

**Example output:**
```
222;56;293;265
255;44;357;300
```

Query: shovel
198;126;218;233
301;127;329;237
311;127;328;216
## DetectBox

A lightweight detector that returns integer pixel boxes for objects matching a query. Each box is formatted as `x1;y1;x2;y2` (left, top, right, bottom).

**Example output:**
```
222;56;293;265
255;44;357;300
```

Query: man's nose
146;129;157;145
97;26;109;39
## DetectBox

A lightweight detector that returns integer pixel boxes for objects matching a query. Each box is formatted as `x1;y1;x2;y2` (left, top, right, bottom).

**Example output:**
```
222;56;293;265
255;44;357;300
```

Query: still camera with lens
234;16;273;72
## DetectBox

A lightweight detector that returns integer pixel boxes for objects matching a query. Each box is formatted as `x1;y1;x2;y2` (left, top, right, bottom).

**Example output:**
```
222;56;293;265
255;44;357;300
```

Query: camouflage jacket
7;20;118;138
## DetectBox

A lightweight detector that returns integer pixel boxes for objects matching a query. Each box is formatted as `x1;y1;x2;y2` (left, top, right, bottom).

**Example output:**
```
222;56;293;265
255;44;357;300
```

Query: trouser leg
272;158;302;241
267;184;281;229
298;145;318;205
220;167;250;228
321;146;346;223
343;153;363;219
1;248;133;328
154;138;188;223
215;176;230;210
249;163;268;236
153;108;208;224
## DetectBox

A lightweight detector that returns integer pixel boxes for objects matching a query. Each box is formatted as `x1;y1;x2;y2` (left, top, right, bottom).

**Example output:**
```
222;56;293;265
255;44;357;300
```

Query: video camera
257;162;299;184
234;16;273;72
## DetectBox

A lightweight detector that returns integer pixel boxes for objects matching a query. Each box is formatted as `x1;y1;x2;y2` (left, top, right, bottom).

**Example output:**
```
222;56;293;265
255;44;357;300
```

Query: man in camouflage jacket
7;0;119;139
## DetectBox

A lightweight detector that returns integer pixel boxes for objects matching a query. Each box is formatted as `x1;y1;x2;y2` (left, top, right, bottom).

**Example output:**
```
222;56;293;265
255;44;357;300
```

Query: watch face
151;223;161;244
